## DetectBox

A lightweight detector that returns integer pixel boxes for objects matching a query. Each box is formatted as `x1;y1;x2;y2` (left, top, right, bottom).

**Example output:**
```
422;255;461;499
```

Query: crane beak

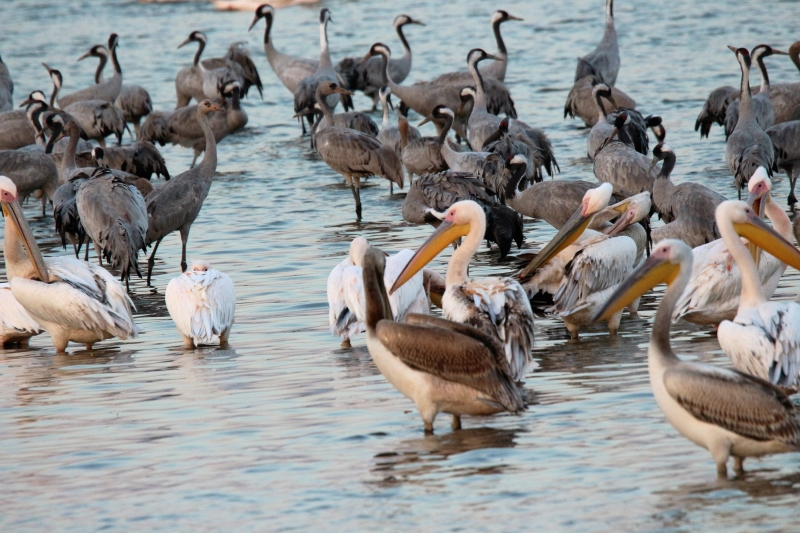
508;14;523;21
772;49;790;56
734;207;800;271
177;37;192;49
248;16;260;31
410;18;425;25
335;87;354;96
18;96;34;108
597;127;618;154
648;157;660;174
357;50;375;67
727;45;738;53
519;205;594;279
592;253;679;323
77;51;91;62
484;53;501;61
418;116;432;127
42;62;53;74
389;220;471;294
1;199;50;283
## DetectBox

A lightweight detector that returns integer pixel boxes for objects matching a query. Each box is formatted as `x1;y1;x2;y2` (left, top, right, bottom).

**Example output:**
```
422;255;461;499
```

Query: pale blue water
2;0;800;531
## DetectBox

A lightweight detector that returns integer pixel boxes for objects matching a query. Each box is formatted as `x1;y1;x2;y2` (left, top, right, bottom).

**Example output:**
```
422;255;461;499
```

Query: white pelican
165;260;235;348
673;168;791;326
594;233;800;477
391;200;535;382
363;245;525;433
327;236;429;347
714;201;800;389
0;176;139;352
0;283;42;346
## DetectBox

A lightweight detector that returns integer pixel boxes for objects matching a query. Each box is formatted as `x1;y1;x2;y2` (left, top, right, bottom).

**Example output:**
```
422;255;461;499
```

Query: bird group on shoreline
2;0;800;479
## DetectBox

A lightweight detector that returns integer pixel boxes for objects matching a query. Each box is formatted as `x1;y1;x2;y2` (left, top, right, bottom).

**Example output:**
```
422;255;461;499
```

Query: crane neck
316;87;335;120
738;55;754;118
62;127;80;176
381;97;390;127
594;91;608;120
718;210;766;310
319;20;332;67
50;81;59;109
44;125;61;154
262;13;273;45
446;215;486;287
109;43;122;76
94;53;108;84
193;39;205;67
492;19;507;58
650;254;690;365
657;152;676;180
754;52;771;93
468;59;488;111
377;50;398;90
396;23;412;58
197;110;217;176
437;113;453;143
230;88;241;111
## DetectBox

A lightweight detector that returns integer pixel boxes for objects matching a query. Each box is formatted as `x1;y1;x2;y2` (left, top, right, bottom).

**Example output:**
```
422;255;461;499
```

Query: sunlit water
2;0;800;530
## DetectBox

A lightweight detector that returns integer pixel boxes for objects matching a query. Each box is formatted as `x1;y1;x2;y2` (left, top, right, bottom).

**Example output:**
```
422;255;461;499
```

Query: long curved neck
766;199;792;240
437;115;453;143
658;153;675;181
95;53;108;84
446;218;486;286
492;20;507;58
50;83;59;108
719;214;765;309
197;111;217;174
62;128;79;175
738;56;754;118
109;45;122;76
594;92;608;120
754;53;770;93
319;20;332;67
316;88;335;120
651;259;690;363
468;60;488;112
194;40;205;67
396;24;411;59
381;97;389;127
378;51;398;90
263;14;273;45
44;126;61;154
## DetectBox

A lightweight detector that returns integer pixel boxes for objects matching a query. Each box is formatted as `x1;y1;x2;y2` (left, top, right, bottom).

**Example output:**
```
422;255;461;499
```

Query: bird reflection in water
370;427;521;485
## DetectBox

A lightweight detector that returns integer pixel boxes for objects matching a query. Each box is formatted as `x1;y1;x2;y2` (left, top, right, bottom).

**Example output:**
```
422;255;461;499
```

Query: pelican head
0;176;49;283
605;192;652;236
593;239;690;323
520;183;613;278
419;105;454;127
394;14;425;27
349;236;370;266
390;201;484;294
493;10;523;23
178;31;206;49
717;200;800;271
359;43;391;66
190;260;211;272
249;4;275;31
747;167;772;217
197;99;223;115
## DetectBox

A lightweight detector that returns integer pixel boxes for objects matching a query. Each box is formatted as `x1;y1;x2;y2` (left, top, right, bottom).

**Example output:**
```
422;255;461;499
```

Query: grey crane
92;147;154;198
335;14;424;110
587;83;663;160
400;170;524;259
55;34;122;108
248;4;319;94
649;143;725;247
429;10;522;85
695;85;741;138
594;112;659;197
574;0;619;86
564;74;636;127
95;140;169;182
725;47;775;198
723;45;788;138
315;121;404;220
309;83;377;148
0;55;12;112
0;136;58;216
144;100;221;285
140;81;243;167
376;87;420;158
175;31;262;108
401;104;452;182
76;167;148;289
53;174;87;258
767;120;800;206
479;115;535;186
293;10;342;130
0;93;52;150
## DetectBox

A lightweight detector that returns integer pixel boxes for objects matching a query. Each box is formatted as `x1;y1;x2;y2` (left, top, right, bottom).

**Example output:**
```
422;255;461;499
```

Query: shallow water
2;0;800;530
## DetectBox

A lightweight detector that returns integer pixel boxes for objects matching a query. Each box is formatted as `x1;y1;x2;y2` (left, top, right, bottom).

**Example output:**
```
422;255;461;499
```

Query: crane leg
84;239;89;261
146;237;163;287
789;166;798;207
180;226;191;273
351;183;362;221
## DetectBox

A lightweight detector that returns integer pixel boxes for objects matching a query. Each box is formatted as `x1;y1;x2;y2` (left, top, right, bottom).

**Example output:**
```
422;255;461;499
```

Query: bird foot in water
181;260;187;273
451;415;462;430
340;338;352;348
789;193;797;208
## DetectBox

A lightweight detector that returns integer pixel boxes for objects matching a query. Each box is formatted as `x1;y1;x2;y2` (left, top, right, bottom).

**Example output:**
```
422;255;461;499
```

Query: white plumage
0;282;42;346
327;237;429;344
165;260;236;348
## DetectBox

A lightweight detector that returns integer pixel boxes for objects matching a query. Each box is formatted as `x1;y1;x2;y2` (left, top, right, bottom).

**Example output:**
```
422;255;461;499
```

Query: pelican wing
719;302;800;388
0;284;41;335
165;269;235;344
663;365;800;446
375;320;524;413
327;257;361;338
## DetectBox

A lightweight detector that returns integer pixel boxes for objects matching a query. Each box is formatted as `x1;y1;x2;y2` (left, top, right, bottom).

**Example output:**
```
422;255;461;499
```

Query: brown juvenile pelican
726;47;775;198
315;122;404;219
363;245;525;433
391;201;535;383
723;44;788;138
144;100;222;285
593;112;658;197
649;143;725;247
593;225;800;477
575;0;619;86
335;14;425;110
0;175;139;352
75;167;147;289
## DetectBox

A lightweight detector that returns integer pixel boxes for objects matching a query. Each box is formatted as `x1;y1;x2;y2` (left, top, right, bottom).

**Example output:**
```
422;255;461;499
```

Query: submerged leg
734;456;745;475
146;237;163;287
451;415;462;430
179;225;191;272
789;166;798;207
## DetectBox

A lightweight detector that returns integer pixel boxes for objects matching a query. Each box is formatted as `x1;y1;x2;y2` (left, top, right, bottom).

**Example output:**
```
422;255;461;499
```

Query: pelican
0;283;42;347
165;260;235;348
650;143;726;247
0;176;139;352
327;236;429;347
363;245;525;433
391;200;535;383
726;47;775;198
673;168;791;326
593;230;800;477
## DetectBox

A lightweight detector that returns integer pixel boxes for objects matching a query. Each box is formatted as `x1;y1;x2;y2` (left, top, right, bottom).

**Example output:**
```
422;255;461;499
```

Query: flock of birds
2;0;800;479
